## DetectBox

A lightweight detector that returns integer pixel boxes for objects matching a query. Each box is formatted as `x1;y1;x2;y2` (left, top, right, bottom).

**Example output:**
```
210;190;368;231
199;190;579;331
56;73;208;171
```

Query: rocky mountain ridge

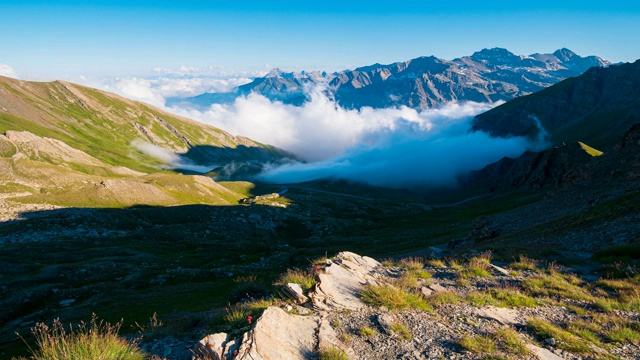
471;59;640;150
170;48;610;110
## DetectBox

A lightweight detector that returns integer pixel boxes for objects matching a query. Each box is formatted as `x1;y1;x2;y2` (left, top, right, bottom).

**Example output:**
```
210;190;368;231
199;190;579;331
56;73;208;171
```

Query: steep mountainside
171;48;609;110
471;60;640;150
0;76;289;173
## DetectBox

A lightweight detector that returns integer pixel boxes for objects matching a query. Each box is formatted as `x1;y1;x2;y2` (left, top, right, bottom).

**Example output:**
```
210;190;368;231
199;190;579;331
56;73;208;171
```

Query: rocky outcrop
472;60;640;150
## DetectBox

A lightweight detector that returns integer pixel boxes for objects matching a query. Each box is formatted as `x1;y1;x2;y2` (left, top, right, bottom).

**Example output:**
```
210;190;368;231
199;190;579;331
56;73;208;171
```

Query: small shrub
390;322;412;341
359;326;375;337
275;269;316;291
457;334;496;354
318;346;348;360
24;315;146;360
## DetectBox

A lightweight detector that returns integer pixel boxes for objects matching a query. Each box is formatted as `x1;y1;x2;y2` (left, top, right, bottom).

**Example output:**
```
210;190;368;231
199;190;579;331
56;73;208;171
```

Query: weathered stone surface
525;344;565;360
376;313;395;336
195;332;228;360
420;287;434;297
427;283;447;293
281;283;309;304
490;264;511;276
235;307;318;360
475;306;523;326
312;251;381;310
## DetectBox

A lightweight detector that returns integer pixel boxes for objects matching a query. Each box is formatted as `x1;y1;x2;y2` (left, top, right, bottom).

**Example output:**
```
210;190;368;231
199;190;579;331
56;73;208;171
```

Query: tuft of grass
318;346;348;360
359;326;375;337
360;284;432;312
510;255;539;271
411;269;432;280
22;314;146;360
390;322;412;341
223;298;274;328
567;319;602;345
459;254;493;278
522;272;593;301
449;259;463;271
400;258;424;271
428;291;464;306
275;269;317;291
457;334;496;354
465;288;536;308
339;333;352;343
527;318;591;353
428;259;446;268
393;272;419;289
606;325;640;344
495;328;529;355
330;320;341;328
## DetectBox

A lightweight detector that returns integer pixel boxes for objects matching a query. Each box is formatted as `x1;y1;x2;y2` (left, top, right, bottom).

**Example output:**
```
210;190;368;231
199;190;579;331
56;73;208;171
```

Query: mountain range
168;48;610;110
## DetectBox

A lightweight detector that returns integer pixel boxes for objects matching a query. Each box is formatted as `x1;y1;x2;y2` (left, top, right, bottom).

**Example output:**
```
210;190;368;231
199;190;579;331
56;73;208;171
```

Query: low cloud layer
167;90;548;188
131;140;217;173
0;64;18;78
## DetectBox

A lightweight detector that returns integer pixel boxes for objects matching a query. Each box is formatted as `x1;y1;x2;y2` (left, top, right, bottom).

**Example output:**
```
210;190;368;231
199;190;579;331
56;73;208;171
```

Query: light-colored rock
376;313;395;335
475;306;523;326
427;283;447;293
195;332;228;360
526;344;565;360
281;283;309;304
235;307;318;360
312;251;381;310
420;287;434;297
490;264;511;276
318;318;353;358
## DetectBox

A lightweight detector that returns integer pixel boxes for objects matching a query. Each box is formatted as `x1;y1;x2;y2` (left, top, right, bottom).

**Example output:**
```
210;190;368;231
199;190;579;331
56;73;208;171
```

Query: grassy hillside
0;76;287;173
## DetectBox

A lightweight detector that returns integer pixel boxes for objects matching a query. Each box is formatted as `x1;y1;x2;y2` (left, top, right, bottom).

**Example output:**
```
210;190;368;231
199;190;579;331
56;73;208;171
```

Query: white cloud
0;64;18;78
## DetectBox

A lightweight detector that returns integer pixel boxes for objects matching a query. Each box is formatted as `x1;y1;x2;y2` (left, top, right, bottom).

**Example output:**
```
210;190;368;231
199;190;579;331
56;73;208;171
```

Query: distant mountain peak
471;47;516;60
553;48;578;61
265;68;283;78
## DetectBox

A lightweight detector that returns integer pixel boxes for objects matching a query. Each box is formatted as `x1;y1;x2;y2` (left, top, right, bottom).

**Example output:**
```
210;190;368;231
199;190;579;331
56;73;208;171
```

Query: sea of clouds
78;70;550;188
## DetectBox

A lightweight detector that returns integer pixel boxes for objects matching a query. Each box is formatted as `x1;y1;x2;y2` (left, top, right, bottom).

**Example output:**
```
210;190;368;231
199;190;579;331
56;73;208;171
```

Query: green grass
318;347;348;360
390;322;412;341
428;291;464;306
578;142;604;156
522;272;593;301
606;325;640;344
359;326;375;337
495;328;529;355
20;315;145;360
527;318;591;353
457;334;496;354
509;255;539;271
427;259;446;268
465;288;537;308
275;269;317;291
360;284;432;312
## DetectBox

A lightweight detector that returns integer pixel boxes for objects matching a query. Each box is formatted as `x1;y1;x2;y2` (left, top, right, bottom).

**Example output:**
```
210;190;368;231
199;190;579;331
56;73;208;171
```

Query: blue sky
1;0;639;80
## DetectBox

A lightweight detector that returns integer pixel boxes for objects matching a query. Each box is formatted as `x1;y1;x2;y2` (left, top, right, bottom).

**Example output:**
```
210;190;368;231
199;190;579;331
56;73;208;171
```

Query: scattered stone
376;313;395;335
420;287;433;297
427;283;447;293
526;344;565;360
475;306;523;326
490;264;511;276
281;283;309;304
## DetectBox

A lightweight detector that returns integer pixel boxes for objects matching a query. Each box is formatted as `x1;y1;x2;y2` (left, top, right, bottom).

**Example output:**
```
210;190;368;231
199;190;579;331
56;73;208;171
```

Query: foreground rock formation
195;252;640;360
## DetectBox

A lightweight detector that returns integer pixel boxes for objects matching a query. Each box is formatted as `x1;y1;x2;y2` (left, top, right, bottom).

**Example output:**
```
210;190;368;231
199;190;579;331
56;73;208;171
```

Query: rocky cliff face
172;48;609;110
471;60;640;150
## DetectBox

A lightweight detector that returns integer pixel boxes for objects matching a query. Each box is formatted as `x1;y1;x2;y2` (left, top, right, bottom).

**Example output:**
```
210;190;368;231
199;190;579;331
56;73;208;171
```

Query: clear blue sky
1;0;639;79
